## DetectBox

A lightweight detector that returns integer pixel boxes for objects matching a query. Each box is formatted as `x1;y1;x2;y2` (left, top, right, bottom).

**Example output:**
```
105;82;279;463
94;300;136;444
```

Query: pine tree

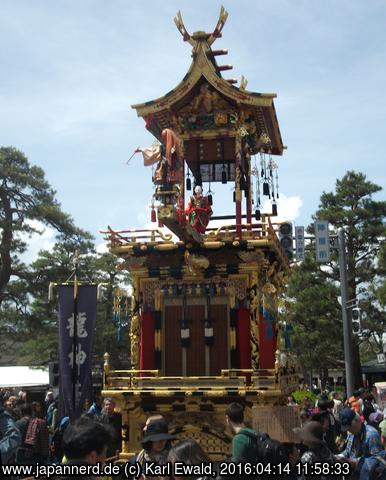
289;171;386;387
0;147;86;305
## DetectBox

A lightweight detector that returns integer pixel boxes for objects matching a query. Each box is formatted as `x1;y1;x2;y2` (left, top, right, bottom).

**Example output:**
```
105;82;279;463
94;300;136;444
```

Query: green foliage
313;171;386;295
0;146;88;306
288;171;386;382
292;390;317;405
287;253;343;374
375;243;386;307
17;246;131;368
0;147;131;369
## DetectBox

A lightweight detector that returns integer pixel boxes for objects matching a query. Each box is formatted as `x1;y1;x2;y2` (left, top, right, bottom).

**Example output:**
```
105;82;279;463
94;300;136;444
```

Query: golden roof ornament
174;6;229;48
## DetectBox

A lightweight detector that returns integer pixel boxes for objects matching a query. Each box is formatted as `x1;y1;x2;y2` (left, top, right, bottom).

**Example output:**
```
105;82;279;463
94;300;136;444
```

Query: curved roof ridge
132;41;276;115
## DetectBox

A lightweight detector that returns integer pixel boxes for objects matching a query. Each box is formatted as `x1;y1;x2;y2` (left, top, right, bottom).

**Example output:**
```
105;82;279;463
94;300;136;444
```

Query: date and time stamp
138;460;352;478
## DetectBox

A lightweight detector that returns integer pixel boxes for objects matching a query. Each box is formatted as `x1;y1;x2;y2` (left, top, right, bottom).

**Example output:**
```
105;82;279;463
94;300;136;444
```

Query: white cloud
17;220;56;265
262;194;303;224
95;243;108;254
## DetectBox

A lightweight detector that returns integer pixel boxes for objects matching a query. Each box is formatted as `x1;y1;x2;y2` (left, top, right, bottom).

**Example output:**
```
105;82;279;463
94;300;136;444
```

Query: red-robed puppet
185;185;212;234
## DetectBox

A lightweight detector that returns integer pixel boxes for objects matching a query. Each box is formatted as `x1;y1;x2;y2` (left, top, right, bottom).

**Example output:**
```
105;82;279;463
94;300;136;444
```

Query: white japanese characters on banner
59;285;97;419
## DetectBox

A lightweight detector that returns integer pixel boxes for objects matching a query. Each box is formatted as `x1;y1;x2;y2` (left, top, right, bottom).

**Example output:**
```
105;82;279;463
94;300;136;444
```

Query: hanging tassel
205;325;214;346
263;181;270;196
151;205;156;223
221;169;227;184
208;194;213;205
255;209;261;221
256;179;261;207
186;176;191;191
233;190;236;202
181;327;190;347
272;202;278;216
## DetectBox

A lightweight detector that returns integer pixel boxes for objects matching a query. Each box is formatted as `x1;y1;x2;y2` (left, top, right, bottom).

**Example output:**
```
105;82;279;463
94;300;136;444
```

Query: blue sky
1;0;385;253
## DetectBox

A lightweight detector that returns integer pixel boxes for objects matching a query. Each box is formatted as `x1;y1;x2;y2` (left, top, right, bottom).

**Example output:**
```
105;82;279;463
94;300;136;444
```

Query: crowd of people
0;389;123;469
2;386;386;478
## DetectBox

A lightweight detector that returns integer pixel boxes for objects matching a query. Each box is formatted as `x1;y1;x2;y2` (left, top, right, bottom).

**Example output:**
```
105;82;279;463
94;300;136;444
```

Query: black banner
58;285;97;419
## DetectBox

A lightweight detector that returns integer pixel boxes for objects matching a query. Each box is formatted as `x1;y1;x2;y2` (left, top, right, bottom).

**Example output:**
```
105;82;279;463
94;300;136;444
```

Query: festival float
102;7;298;459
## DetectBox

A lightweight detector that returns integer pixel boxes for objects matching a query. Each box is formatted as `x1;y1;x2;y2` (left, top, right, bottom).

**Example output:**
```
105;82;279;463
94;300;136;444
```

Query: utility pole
338;228;354;397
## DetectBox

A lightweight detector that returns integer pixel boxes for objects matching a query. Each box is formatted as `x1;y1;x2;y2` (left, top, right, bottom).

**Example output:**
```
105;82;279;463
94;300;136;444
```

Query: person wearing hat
135;418;175;479
338;407;383;473
368;411;384;430
294;421;336;479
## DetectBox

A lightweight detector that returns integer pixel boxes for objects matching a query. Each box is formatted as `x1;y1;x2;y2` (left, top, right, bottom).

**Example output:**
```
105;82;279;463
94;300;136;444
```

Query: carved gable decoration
177;83;237;133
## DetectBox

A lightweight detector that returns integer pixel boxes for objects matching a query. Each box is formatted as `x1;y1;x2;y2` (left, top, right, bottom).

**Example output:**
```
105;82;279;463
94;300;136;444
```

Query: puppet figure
185;185;213;234
132;128;183;185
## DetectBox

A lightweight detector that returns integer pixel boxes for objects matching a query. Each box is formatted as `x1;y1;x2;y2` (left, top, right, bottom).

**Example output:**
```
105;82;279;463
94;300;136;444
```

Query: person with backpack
0;402;21;464
225;402;265;463
15;402;49;465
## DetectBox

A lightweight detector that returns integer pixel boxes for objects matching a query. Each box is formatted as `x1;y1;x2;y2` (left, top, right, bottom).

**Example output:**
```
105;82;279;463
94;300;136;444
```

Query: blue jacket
0;408;22;464
341;424;382;460
360;450;386;480
87;403;102;419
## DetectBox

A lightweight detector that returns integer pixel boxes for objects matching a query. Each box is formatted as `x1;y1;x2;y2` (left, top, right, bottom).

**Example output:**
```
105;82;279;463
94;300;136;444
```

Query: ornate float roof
132;7;284;156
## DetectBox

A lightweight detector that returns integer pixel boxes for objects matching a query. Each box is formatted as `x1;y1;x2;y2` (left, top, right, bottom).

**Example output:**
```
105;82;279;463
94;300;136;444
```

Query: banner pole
72;250;80;419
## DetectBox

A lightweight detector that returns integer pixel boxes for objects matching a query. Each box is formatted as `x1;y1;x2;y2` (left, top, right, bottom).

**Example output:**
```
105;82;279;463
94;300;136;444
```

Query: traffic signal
278;222;293;261
49;361;60;388
352;307;362;334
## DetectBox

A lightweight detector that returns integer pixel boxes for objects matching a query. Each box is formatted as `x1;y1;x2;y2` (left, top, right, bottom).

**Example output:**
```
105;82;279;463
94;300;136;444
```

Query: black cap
142;419;175;445
340;408;357;431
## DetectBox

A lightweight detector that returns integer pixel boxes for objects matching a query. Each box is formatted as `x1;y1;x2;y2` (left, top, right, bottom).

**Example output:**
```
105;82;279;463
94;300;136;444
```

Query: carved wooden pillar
249;271;259;371
130;275;141;370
